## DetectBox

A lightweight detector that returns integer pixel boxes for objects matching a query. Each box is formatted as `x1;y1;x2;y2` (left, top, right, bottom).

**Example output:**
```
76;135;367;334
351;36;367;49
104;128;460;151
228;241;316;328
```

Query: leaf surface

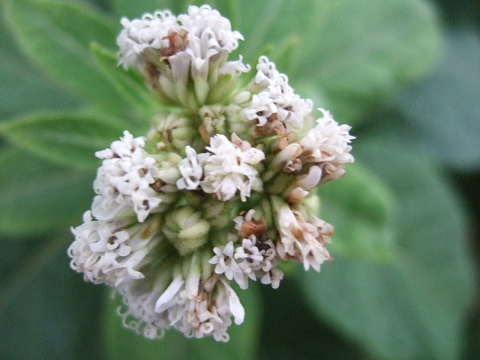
0;148;94;235
298;137;476;359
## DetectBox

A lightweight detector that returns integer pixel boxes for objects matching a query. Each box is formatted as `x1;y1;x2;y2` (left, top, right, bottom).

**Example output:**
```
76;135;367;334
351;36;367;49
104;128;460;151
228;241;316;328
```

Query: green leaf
466;310;480;360
392;28;480;171
103;283;261;360
0;236;105;359
0;148;95;235
301;0;442;123
258;279;368;360
91;43;161;117
297;138;476;359
109;0;238;21
236;0;442;123
319;163;396;261
0;112;127;169
0;9;81;119
434;0;480;26
3;0;131;115
109;0;185;18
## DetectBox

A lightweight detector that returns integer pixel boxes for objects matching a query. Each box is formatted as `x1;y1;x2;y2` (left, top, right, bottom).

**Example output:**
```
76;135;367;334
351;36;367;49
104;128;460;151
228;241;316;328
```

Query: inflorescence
68;5;354;342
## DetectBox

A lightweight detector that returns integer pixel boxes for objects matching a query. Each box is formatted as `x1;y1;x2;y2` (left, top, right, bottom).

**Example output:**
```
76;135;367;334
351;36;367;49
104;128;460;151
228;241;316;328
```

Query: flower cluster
69;5;354;342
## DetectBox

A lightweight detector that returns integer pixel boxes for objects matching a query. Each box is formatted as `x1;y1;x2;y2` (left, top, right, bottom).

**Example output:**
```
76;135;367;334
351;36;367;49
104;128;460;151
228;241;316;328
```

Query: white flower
177;134;264;201
220;55;251;76
174;279;244;341
117;10;179;70
71;3;356;344
210;235;283;289
254;56;282;87
235;237;283;289
269;109;354;189
298;108;354;182
117;6;248;106
244;56;313;134
210;237;249;289
296;165;323;191
92;131;162;223
276;206;333;271
176;146;210;190
119;254;245;342
116;269;176;340
244;90;279;127
201;134;265;201
68;211;159;287
177;5;245;78
259;267;284;289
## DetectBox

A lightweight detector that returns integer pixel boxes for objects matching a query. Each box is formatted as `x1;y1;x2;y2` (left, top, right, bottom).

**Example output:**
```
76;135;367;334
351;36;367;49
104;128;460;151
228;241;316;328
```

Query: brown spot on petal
144;61;161;90
140;223;155;240
161;29;189;59
198;125;211;143
240;220;267;239
142;199;150;210
256;241;271;252
151;180;165;192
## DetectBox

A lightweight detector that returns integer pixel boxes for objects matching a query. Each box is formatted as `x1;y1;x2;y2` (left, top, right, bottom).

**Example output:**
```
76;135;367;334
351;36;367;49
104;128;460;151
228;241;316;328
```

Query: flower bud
164;206;210;255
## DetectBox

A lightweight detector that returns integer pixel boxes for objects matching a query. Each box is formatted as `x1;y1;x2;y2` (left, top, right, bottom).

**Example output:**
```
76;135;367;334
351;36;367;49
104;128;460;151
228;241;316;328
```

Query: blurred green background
0;0;479;359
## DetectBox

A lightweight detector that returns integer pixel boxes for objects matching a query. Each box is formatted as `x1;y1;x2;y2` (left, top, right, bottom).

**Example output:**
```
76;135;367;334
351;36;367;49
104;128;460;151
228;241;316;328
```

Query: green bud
164;206;211;256
207;73;236;104
148;113;196;152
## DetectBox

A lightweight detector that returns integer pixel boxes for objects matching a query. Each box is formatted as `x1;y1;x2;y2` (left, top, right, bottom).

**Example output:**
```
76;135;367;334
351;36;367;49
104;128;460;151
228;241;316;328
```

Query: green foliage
0;112;128;169
319;163;396;261
91;44;161;116
0;0;478;359
0;237;104;360
3;0;130;115
298;138;476;359
392;28;480;170
109;0;185;18
0;13;81;119
232;0;442;124
258;279;368;360
0;149;94;235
